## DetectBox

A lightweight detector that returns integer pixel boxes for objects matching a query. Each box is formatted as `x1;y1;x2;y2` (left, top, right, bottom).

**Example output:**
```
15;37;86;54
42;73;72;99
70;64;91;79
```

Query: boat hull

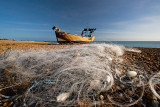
56;32;95;44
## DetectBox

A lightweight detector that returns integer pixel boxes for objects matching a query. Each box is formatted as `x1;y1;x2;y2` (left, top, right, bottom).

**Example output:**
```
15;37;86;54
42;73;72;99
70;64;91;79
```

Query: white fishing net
149;72;160;100
0;43;159;106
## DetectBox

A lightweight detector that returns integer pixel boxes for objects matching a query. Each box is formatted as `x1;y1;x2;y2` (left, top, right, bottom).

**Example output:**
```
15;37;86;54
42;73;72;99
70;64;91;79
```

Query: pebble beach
0;40;160;106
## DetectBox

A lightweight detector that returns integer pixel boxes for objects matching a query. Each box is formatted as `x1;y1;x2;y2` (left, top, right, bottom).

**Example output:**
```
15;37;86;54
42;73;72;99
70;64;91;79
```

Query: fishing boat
52;26;96;44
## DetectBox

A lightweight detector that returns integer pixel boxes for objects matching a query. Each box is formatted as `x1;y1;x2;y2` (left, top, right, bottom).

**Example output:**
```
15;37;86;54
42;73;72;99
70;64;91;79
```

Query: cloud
96;29;135;34
112;15;160;29
97;15;160;41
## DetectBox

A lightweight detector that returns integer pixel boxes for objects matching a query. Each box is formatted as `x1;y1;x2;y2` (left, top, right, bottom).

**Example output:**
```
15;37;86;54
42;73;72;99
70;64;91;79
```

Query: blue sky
0;0;160;41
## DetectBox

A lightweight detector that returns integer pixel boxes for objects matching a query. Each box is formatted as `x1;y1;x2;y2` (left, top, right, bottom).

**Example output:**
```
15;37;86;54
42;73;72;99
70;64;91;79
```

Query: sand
0;40;73;51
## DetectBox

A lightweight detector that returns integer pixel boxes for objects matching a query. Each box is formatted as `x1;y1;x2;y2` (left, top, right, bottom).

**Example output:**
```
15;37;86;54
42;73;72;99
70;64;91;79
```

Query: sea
47;41;160;48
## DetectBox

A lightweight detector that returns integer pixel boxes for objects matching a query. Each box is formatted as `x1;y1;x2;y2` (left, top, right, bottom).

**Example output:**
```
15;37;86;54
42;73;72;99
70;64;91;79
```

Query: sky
0;0;160;41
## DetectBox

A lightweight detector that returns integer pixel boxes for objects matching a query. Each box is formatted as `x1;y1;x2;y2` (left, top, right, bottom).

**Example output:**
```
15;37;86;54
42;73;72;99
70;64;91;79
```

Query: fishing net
149;72;160;100
0;43;159;106
24;67;113;106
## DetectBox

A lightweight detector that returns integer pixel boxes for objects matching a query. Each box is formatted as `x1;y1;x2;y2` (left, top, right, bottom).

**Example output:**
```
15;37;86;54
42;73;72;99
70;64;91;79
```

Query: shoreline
1;40;160;49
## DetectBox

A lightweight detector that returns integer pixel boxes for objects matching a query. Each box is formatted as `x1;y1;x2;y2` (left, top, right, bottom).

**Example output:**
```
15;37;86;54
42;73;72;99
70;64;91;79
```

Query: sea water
92;41;160;48
47;41;160;48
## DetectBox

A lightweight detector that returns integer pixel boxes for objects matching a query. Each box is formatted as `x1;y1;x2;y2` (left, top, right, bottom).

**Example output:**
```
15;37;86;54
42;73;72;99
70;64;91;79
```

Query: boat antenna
87;23;88;36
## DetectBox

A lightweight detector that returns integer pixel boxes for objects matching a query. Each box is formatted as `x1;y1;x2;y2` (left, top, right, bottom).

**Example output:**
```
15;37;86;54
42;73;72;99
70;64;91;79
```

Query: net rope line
0;47;12;59
149;72;160;99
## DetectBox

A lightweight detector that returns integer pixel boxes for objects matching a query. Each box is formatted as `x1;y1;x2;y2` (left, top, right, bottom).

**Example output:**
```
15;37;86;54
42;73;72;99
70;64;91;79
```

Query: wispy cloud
111;15;160;28
97;15;160;41
96;29;135;34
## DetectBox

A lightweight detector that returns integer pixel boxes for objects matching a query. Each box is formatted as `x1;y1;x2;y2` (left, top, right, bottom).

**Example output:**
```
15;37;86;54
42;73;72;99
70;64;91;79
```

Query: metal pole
87;24;88;36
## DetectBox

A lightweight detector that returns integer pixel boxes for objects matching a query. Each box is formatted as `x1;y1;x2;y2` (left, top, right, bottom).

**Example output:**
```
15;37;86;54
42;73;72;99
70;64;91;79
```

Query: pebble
100;95;104;100
57;92;70;102
126;71;137;77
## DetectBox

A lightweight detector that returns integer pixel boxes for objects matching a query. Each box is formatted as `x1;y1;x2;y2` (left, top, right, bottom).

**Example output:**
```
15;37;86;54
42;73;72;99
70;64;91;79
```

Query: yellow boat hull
56;32;95;44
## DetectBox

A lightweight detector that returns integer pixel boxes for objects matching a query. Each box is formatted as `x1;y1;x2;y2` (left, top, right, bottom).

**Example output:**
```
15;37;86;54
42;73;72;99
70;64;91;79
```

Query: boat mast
87;24;88;36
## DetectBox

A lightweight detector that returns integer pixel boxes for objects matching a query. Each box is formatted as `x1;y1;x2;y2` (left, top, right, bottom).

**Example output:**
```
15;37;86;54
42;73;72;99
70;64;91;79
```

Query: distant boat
52;26;96;44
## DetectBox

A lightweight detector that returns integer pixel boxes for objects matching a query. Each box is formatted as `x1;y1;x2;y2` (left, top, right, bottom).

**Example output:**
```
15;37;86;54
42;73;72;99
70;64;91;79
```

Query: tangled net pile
0;44;159;106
